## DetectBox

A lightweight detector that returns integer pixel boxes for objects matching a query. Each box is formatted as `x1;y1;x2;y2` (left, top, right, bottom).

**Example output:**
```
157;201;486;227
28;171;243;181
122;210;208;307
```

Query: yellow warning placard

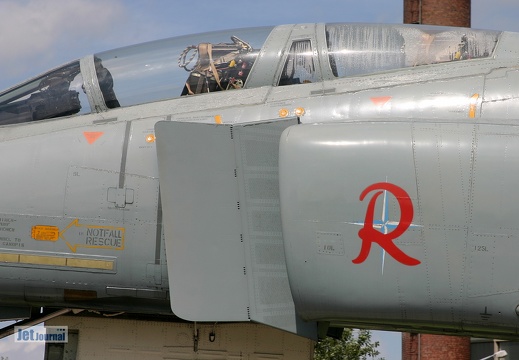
31;225;60;241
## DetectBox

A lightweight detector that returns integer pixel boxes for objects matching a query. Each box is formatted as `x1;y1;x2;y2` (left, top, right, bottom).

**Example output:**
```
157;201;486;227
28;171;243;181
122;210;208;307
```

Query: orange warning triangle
370;96;392;107
83;132;104;144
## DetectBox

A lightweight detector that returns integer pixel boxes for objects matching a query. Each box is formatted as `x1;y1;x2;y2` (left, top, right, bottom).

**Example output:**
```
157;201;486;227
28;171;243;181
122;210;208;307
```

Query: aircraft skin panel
467;125;519;302
0;112;170;313
0;121;125;216
493;31;519;60
316;71;486;122
482;68;519;119
279;122;423;316
156;120;250;322
279;121;519;337
411;122;473;317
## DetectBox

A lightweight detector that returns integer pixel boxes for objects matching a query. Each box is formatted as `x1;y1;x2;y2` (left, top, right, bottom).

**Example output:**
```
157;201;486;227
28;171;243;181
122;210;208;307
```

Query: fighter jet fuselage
1;23;519;339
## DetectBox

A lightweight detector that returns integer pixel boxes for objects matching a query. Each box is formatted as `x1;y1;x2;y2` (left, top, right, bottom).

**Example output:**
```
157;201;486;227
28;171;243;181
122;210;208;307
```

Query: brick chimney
404;0;470;27
402;333;471;360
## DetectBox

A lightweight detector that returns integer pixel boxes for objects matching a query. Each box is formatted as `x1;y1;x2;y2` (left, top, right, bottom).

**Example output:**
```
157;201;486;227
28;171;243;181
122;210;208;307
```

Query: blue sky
0;0;518;358
2;0;519;91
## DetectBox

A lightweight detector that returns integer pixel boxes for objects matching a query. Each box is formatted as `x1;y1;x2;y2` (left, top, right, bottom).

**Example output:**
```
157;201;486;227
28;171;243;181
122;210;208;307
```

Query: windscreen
0;61;90;125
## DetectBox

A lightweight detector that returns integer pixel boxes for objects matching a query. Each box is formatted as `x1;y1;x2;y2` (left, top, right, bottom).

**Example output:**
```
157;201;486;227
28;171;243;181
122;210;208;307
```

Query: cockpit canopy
0;23;501;126
326;23;499;77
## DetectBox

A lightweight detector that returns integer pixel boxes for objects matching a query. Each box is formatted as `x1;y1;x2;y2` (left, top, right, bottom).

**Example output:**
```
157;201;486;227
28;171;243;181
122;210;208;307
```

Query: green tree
314;328;385;360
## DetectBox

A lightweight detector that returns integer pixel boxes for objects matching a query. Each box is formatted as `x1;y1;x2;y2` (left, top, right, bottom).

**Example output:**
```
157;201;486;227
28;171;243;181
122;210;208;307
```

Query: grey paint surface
0;23;518;339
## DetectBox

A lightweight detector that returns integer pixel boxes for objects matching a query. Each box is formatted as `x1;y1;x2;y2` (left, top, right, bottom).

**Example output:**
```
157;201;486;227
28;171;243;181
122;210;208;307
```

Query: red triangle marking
83;132;104;144
370;96;392;107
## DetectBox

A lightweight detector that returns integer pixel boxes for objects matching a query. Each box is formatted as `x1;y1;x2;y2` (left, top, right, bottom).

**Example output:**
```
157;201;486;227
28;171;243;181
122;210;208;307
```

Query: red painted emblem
353;182;420;266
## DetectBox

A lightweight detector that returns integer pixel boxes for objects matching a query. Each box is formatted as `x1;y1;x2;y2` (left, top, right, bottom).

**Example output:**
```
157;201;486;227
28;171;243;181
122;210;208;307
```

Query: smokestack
402;333;471;360
404;0;471;27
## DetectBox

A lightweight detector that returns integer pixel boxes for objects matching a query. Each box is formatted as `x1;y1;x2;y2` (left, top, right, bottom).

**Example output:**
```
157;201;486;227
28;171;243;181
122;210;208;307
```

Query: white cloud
0;329;44;359
0;0;128;82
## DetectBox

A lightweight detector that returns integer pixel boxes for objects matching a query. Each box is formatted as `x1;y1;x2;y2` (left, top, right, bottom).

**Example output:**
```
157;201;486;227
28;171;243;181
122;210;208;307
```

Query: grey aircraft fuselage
1;23;519;339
